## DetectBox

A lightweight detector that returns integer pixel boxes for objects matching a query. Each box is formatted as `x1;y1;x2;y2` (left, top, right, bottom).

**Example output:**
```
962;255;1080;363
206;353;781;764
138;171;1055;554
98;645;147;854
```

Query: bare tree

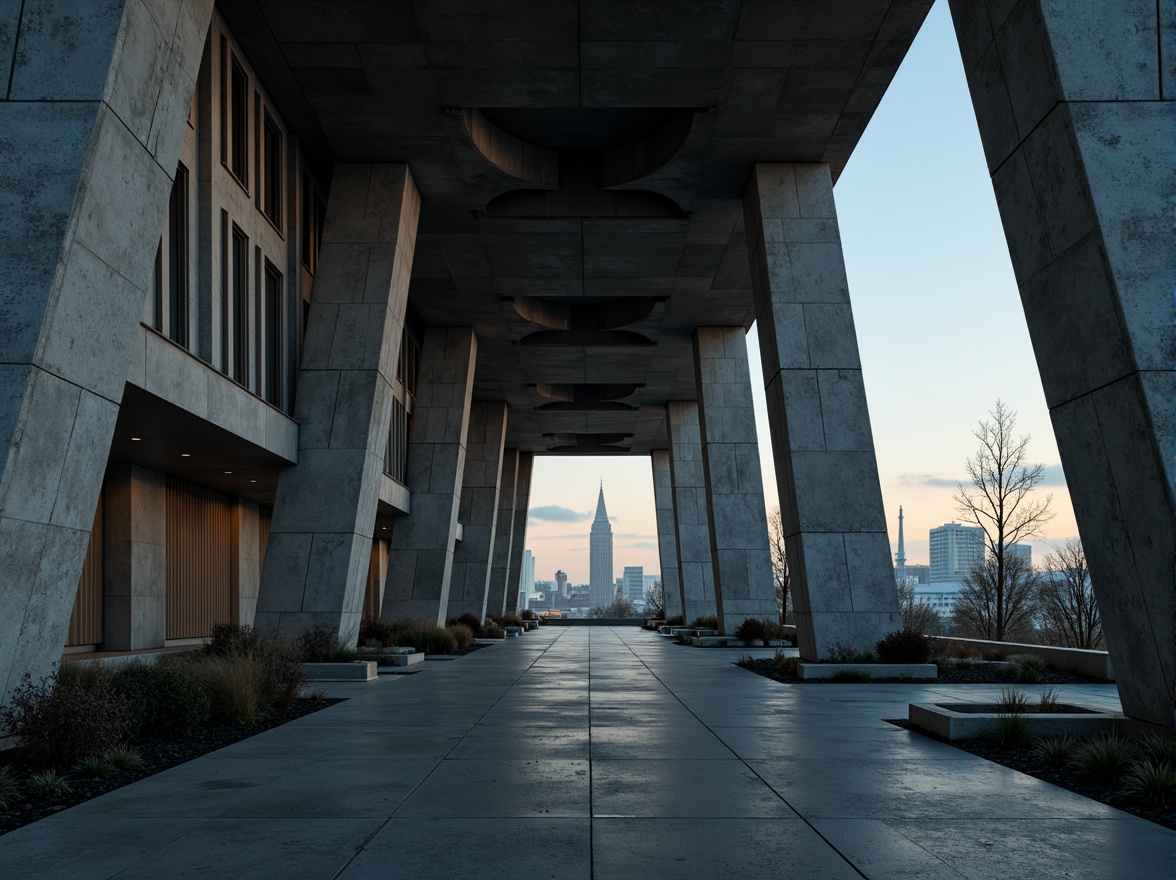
591;597;636;619
898;581;945;636
954;400;1054;641
645;580;665;619
952;553;1039;641
767;506;791;623
1037;538;1103;649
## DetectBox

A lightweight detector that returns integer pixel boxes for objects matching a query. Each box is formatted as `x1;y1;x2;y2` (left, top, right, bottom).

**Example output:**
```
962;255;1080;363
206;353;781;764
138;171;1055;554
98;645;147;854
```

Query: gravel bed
0;698;342;837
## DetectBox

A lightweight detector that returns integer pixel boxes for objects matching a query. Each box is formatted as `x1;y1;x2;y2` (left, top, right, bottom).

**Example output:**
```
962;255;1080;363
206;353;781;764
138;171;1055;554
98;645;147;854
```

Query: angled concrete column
254;165;421;643
693;328;778;634
950;1;1175;728
230;498;260;628
651;450;684;620
503;453;534;615
666;402;717;625
486;448;520;620
446;402;508;622
383;327;477;624
744;163;901;660
0;0;213;702
103;465;166;651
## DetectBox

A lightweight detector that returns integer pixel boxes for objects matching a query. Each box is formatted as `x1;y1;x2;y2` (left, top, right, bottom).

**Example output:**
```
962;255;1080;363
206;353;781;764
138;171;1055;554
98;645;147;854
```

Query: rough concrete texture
383;327;477;625
651;449;684;620
503;452;534;615
693;327;778;634
102;464;167;651
446;401;508;622
744;163;901;661
949;0;1175;728
485;448;520;620
0;0;214;705
666;401;718;625
255;165;421;645
231;497;261;628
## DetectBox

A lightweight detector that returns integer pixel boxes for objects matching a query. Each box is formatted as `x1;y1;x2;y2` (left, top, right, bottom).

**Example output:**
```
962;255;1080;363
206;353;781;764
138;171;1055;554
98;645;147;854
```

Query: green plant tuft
1121;757;1176;806
1073;735;1137;783
1035;735;1077;768
74;755;116;779
830;669;873;683
875;629;933;664
997;688;1030;715
1004;654;1049;684
28;768;73;798
308;688;328;702
104;744;143;771
0;766;20;813
735;655;756;669
1137;733;1176;766
993;714;1031;748
1038;688;1065;714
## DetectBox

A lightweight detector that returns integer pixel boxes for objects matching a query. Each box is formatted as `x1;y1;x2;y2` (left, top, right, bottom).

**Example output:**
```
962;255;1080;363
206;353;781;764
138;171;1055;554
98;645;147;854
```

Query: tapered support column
383;327;477;625
486;449;520;620
694;328;778;634
504;453;534;615
103;465;167;651
651;450;683;620
950;1;1175;728
446;402;508;622
744;163;901;660
230;498;261;628
255;165;421;643
0;0;214;703
666;402;717;625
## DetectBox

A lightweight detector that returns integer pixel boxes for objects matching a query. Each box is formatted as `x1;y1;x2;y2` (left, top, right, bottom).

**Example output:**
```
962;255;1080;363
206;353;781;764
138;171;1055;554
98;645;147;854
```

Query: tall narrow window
229;57;248;186
167;164;190;347
231;225;249;385
263;112;282;226
264;261;283;407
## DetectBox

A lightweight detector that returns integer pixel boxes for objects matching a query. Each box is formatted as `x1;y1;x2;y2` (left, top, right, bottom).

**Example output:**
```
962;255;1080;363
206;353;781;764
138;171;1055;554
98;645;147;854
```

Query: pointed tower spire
593;482;609;525
589;481;614;607
895;506;907;581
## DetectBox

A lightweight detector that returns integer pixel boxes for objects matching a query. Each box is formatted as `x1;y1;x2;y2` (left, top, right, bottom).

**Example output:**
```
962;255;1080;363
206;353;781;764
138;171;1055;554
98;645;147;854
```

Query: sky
523;1;1078;587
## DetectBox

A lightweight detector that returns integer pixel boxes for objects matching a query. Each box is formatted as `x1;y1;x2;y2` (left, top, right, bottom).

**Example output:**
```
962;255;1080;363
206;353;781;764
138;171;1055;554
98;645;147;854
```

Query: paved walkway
1;627;1171;878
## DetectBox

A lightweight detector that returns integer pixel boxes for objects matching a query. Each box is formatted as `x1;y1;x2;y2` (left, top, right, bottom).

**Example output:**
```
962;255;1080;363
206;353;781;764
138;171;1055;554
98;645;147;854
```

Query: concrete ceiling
222;0;934;455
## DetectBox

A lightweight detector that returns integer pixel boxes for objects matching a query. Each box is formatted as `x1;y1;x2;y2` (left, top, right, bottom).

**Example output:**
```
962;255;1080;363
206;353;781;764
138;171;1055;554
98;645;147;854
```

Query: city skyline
524;3;1079;585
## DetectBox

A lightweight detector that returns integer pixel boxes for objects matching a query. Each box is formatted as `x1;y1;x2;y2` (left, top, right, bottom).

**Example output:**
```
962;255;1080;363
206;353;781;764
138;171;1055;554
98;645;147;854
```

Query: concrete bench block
303;661;378;681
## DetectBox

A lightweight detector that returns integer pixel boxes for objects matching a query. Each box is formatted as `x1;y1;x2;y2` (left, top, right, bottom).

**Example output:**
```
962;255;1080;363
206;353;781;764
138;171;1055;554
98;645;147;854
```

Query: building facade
589;487;615;609
929;523;986;583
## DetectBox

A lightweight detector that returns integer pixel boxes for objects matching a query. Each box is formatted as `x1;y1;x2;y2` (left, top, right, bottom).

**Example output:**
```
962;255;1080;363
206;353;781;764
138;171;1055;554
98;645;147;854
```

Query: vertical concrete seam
4;0;25;100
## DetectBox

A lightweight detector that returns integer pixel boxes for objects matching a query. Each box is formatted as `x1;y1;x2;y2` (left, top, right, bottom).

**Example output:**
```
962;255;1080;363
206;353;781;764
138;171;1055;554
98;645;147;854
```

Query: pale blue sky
527;1;1076;586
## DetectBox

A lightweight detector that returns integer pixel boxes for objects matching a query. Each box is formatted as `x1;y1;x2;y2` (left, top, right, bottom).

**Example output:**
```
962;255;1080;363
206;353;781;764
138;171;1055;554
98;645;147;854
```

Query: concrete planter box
475;637;503;645
524;620;539;630
928;636;1114;681
505;626;523;636
378;652;424;667
909;702;1121;740
303;661;378;681
798;662;937;680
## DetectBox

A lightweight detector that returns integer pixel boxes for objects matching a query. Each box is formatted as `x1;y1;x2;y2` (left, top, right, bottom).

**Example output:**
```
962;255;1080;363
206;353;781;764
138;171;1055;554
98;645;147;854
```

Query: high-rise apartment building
519;551;535;610
589;485;614;608
929;523;985;583
623;566;644;603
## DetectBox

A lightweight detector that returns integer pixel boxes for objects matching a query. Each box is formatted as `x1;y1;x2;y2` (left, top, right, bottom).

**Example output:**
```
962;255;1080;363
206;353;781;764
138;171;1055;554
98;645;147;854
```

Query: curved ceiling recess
459;108;698;219
544;433;633;454
533;383;643;412
511;296;661;347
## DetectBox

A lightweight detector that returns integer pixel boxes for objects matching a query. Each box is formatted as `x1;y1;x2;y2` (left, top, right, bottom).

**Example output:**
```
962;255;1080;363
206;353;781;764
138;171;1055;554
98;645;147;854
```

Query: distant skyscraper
895;506;907;582
929;523;985;583
555;570;568;595
520;550;535;609
589;483;614;607
623;566;644;602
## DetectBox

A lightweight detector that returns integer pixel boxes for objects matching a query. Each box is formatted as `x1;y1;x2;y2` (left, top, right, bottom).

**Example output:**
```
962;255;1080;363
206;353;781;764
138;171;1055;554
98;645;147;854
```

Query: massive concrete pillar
693;328;778;634
254;165;421;643
230;498;261;628
950;1;1175;728
383;327;477;624
486;448;520;619
651;450;683;620
446;402;508;622
103;465;167;651
666;402;718;625
503;453;534;615
743;163;901;660
0;0;213;702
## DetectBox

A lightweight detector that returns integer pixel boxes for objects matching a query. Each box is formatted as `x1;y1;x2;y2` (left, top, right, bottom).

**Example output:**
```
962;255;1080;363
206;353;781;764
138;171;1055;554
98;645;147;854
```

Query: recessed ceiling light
249;480;257;483
130;437;141;441
181;453;191;457
224;471;233;474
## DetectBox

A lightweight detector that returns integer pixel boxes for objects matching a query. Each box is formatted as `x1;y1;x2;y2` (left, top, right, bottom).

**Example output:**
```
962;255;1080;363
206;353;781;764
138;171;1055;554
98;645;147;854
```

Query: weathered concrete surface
102;464;167;651
0;0;214;704
231;497;261;628
651;450;683;620
446;402;508;622
693;327;777;634
666;402;717;625
503;452;534;615
485;448;520;620
255;165;421;644
383;328;477;625
949;0;1176;728
744;163;901;661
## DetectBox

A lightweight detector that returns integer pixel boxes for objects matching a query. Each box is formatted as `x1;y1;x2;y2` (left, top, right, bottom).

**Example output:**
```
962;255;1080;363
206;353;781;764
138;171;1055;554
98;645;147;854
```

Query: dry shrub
0;674;130;766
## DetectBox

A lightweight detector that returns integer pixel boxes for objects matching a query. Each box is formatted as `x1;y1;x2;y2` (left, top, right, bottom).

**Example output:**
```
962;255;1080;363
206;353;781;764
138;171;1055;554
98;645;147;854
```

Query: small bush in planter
359;616;397;647
196;624;305;709
664;615;684;627
447;612;483;637
446;623;475;650
499;613;525;629
112;661;210;740
480;622;506;639
690;615;719;630
875;629;933;665
764;621;793;644
734;618;769;646
296;624;359;663
389;619;458;655
520;609;537;620
0;674;131;767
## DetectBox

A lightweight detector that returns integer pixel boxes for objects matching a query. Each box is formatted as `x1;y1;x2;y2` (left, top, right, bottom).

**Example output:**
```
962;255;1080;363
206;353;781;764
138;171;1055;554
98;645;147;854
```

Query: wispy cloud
623;541;658;550
529;505;587;523
900;464;1068;489
1039;464;1068;486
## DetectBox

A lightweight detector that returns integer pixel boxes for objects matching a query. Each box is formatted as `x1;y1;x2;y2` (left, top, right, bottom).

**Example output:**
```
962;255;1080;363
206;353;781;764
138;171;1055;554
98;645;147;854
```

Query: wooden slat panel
65;494;104;647
166;476;232;639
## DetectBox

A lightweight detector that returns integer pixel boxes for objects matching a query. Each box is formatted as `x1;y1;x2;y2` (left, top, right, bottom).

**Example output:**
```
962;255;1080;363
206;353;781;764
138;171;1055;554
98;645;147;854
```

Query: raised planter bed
302;661;378;681
378;652;425;667
474;637;504;645
929;636;1114;680
690;636;794;648
909;701;1121;740
505;626;523;637
798;662;937;680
